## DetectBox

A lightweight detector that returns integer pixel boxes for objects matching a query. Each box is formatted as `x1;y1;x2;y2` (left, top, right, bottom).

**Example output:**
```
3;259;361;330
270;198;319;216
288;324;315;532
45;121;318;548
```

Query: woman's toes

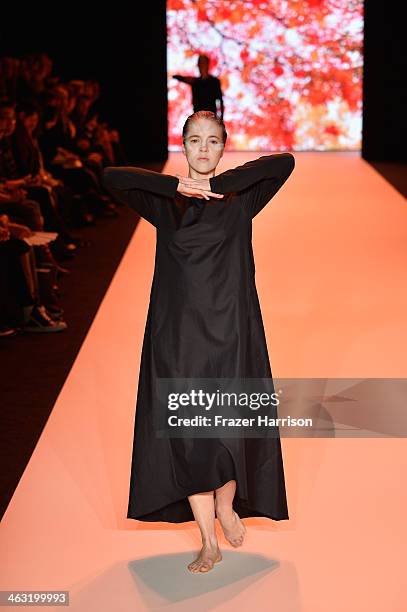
187;546;221;573
216;508;246;546
188;559;200;572
200;562;212;572
231;535;244;547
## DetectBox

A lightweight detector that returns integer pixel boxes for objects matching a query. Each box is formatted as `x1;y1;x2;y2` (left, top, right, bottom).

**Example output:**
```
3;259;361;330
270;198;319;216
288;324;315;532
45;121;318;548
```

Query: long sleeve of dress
102;165;179;227
209;152;295;218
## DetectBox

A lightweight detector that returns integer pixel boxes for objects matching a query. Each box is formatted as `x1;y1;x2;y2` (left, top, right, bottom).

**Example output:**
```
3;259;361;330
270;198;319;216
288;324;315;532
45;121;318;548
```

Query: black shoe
44;304;65;320
78;212;96;226
41;261;71;277
50;241;76;261
69;236;92;248
97;202;120;218
0;325;17;337
23;305;67;332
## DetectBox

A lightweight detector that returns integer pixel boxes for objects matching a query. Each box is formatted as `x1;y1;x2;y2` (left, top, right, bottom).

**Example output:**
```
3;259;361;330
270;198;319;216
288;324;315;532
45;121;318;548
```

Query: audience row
0;52;127;336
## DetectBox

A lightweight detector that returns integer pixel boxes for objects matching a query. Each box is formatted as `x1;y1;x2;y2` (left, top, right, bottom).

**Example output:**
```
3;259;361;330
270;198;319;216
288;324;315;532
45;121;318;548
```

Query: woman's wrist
175;176;224;200
176;175;211;191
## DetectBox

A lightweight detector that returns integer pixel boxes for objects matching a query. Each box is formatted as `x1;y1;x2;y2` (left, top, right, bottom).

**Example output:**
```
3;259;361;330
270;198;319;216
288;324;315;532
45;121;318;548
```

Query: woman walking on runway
102;110;295;573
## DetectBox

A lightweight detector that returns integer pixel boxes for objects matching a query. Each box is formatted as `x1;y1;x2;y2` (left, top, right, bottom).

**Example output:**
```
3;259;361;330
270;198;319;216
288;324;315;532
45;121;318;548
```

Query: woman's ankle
202;534;219;548
214;498;233;516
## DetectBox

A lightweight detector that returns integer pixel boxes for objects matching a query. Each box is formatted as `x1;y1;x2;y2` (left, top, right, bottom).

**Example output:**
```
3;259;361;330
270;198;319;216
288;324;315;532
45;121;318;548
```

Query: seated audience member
0;101;69;272
0;214;67;333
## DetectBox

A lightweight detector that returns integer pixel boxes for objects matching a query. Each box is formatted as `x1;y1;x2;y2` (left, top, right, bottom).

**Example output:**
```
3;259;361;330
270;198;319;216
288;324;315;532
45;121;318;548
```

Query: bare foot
215;502;246;547
187;543;222;573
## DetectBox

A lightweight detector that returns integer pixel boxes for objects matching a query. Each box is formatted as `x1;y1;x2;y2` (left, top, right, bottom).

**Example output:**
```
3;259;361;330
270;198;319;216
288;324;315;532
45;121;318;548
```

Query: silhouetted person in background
173;54;224;119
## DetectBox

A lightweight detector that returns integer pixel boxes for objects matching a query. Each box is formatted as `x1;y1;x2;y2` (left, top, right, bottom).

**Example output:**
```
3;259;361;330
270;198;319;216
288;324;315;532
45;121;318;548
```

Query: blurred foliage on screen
167;0;363;151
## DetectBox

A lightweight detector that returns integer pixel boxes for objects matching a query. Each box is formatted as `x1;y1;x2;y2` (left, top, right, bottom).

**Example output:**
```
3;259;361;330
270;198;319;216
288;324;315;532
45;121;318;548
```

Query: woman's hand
4;177;27;188
176;174;224;200
8;222;34;239
0;215;11;242
3;185;27;201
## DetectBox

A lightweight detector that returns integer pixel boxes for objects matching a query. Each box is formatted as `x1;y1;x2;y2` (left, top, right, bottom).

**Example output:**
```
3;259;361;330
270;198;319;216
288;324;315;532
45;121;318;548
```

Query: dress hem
126;512;290;524
127;476;289;524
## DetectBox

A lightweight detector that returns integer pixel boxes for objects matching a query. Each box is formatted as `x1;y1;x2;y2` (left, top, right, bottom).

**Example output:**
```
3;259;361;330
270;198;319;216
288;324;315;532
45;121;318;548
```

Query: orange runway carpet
1;152;406;611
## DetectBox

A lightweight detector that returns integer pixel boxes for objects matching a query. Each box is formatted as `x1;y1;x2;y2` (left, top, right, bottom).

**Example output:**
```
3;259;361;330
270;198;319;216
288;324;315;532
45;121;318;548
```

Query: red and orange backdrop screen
167;0;363;151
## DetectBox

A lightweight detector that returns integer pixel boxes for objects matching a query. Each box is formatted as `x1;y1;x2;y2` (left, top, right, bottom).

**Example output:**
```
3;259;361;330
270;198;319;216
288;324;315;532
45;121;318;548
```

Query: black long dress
102;152;295;523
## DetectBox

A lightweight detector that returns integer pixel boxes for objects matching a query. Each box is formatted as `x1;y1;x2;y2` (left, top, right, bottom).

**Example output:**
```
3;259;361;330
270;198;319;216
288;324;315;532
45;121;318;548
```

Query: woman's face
0;108;16;138
21;111;39;134
182;118;224;175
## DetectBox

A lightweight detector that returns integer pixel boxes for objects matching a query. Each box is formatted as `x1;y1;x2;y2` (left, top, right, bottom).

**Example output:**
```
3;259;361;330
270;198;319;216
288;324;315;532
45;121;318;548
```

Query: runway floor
1;152;406;611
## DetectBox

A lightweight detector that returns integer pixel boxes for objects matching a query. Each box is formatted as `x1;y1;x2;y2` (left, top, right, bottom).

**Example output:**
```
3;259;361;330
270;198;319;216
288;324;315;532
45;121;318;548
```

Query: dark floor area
0;158;405;522
370;161;407;198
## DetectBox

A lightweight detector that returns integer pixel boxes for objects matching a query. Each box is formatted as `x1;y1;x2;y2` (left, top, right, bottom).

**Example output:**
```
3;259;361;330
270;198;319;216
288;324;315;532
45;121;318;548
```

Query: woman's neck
188;169;216;179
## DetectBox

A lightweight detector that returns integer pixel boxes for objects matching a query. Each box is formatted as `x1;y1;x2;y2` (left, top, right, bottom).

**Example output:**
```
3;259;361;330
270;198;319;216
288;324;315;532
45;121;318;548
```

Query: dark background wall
0;4;168;163
1;2;405;163
362;1;405;162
